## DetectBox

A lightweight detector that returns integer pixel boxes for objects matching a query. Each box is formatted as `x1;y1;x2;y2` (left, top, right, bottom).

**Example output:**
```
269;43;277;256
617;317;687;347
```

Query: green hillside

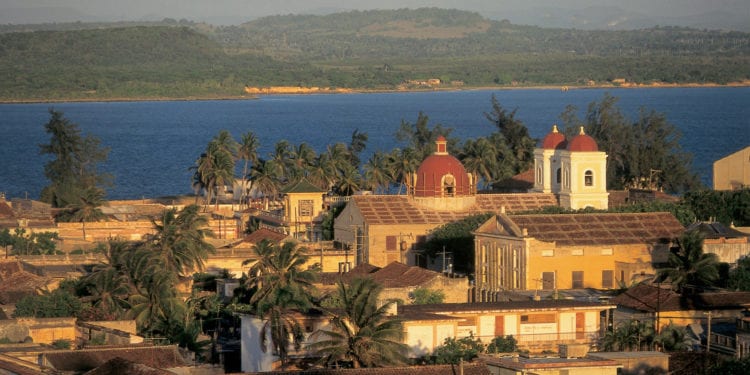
1;8;749;101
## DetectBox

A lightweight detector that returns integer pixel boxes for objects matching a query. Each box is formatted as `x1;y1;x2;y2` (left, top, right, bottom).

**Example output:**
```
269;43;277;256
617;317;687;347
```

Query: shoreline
2;81;749;104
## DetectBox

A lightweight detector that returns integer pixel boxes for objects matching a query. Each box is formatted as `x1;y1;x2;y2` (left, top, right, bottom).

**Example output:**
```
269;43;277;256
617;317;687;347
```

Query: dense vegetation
1;8;749;101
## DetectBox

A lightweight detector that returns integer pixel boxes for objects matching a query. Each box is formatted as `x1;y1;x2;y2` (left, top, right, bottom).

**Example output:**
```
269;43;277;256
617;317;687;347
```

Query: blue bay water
0;87;748;200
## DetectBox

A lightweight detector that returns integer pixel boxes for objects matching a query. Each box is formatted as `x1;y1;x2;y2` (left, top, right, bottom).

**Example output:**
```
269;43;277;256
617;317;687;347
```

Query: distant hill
1;9;749;101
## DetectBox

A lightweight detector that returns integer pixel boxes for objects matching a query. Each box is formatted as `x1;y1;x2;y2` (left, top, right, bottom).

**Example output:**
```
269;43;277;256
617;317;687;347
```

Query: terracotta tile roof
399;300;612;316
687;221;749;239
239;362;491;375
321;262;445;289
491;169;535;192
499;212;684;246
242;228;289;244
83;357;172;375
611;284;750;312
0;200;15;218
42;346;187;372
483;355;620;370
351;193;557;226
475;193;558;213
0;353;44;375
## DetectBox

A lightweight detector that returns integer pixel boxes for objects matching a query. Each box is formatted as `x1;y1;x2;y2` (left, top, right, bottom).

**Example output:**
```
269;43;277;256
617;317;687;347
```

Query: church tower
532;125;566;194
558;127;609;209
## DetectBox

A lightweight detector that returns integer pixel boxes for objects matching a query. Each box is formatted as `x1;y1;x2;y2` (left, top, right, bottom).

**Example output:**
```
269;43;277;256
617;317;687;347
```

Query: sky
1;0;748;29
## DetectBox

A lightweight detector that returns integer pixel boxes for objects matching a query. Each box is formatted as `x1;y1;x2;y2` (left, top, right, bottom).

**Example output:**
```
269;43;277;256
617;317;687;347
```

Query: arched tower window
556;168;561;184
442;174;455;197
585;170;594;186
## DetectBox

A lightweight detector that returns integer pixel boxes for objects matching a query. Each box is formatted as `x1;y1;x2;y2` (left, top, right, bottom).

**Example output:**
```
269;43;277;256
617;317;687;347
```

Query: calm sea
1;87;748;200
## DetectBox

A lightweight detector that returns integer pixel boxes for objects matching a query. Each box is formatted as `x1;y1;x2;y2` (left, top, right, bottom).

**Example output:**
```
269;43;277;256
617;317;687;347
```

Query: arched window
556;168;561;184
585;170;594;186
442;174;455;197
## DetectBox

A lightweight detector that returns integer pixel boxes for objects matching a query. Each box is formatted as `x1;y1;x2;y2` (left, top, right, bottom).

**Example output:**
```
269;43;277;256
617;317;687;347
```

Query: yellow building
252;179;326;241
713;145;750;190
400;300;614;355
473;212;684;300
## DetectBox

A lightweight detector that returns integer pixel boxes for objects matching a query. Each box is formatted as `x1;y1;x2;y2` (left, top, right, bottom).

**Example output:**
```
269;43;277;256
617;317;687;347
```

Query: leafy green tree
39;109;110;208
728;256;750;291
486;335;517;353
395;111;457;161
0;228;11;258
431;334;485;364
658;229;720;292
579;93;699;193
484;95;535;176
410;287;445;305
310;277;408;368
424;213;493;274
249;159;281;208
600;320;655;351
709;356;750;375
683;189;750;227
14;288;83;318
7;229;59;255
655;322;690;352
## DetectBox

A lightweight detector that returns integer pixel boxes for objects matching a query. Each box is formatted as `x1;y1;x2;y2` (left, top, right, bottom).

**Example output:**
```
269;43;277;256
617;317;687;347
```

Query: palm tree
144;205;215;278
388;148;420;195
66;186;107;240
237;131;260;207
459;137;499;190
271;140;294;183
308;153;337;191
243;240;319;368
309;277;408;368
334;164;362;196
249;159;281;209
658;229;719;292
363;151;393;194
289;142;317;182
81;265;132;319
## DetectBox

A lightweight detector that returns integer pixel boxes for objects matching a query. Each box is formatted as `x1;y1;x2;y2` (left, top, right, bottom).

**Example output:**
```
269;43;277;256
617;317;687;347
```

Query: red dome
540;125;567;149
414;143;472;197
567;127;599;152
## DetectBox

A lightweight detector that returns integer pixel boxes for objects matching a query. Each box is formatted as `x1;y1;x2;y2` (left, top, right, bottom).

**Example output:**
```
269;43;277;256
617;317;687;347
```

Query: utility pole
707;315;712;354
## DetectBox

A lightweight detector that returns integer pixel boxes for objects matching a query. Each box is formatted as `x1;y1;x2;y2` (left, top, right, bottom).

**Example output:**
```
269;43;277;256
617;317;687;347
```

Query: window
602;270;614;289
601;248;613;256
299;199;314;216
542;272;555;290
556;168;561;184
541;249;554;257
584;170;593;186
443;174;455;197
572;271;584;289
386;235;397;251
571;249;583;256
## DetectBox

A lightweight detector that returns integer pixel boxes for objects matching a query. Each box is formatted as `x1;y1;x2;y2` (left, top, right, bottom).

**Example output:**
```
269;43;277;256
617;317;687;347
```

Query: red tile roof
321;262;443;289
42;346;187;372
482;212;684;246
611;283;750;312
239;362;491;375
351;193;558;226
242;228;289;244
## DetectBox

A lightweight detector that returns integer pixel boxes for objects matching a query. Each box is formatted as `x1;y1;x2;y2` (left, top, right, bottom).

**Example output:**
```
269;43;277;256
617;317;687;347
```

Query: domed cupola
541;124;567;150
567;127;599;152
414;136;473;197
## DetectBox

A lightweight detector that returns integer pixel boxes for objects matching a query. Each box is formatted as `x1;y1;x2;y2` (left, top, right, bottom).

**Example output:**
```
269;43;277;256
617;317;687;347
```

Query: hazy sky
1;0;747;27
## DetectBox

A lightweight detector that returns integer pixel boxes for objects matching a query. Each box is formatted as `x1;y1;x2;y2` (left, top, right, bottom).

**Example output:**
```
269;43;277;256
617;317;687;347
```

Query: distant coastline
2;80;749;105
